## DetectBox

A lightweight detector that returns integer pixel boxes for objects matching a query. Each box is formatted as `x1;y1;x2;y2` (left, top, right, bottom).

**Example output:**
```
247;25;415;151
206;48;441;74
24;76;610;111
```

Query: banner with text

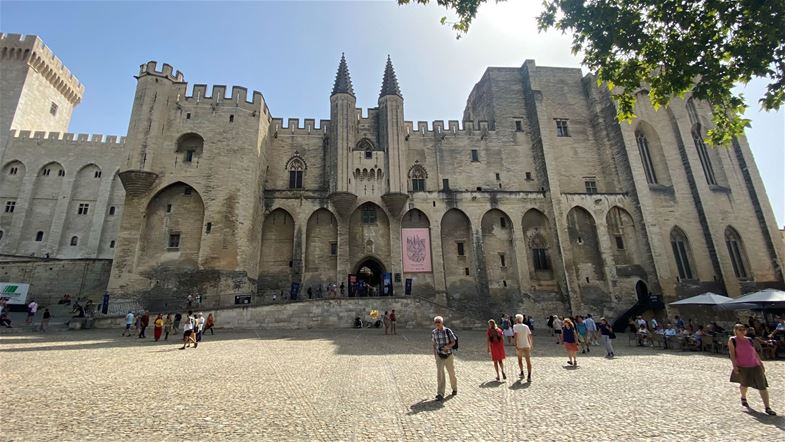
401;228;432;273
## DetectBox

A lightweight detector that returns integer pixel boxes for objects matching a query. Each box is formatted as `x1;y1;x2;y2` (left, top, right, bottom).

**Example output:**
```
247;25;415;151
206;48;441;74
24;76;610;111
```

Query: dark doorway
354;258;385;296
636;280;649;304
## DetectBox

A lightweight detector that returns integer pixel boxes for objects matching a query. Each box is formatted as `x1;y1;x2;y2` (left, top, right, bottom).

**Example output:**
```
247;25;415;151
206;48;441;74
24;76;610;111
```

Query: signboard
0;283;30;305
290;282;301;300
234;295;252;305
404;278;413;296
401;228;432;273
101;292;110;314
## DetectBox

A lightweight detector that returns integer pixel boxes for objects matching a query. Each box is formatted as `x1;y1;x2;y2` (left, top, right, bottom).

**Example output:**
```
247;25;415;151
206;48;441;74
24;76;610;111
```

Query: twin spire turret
330;54;402;99
331;53;355;96
379;55;402;99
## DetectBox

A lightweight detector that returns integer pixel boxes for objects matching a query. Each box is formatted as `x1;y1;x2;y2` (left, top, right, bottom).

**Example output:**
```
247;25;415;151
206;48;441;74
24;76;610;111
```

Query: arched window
636;131;658;184
670;227;693;280
692;125;717;185
35;231;44;242
725;227;749;279
176;133;204;163
288;158;304;189
70;236;78;246
409;165;427;192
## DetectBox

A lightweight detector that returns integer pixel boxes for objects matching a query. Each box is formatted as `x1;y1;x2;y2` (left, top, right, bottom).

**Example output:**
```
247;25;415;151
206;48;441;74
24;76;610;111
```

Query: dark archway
636;280;649;304
353;257;386;296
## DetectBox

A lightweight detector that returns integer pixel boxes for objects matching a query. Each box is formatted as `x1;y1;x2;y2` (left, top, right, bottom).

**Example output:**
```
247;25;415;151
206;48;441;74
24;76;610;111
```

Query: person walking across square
432;316;457;401
486;319;507;381
513;313;534;382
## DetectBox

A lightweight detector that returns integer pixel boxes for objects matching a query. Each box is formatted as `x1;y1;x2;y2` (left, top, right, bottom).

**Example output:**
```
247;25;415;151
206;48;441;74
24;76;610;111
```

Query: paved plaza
2;327;783;440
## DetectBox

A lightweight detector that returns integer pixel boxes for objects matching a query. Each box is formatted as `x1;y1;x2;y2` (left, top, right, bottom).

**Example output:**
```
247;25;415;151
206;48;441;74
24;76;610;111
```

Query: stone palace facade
1;33;783;318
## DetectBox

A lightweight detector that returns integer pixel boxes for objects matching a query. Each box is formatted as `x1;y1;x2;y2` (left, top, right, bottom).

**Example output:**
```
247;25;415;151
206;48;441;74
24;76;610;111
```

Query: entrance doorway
354;258;385;297
636;280;649;304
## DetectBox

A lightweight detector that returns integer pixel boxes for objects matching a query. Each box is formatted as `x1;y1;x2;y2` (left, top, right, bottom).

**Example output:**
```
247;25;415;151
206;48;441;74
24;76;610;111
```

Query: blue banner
383;272;393;296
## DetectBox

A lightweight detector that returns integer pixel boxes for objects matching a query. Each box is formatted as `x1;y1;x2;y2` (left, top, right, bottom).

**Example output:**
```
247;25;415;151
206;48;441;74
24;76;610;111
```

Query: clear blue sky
2;1;783;225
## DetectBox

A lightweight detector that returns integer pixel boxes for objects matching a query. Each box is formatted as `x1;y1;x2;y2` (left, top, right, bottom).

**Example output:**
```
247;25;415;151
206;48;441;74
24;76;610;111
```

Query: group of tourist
122;310;215;349
433;314;777;415
547;314;616;359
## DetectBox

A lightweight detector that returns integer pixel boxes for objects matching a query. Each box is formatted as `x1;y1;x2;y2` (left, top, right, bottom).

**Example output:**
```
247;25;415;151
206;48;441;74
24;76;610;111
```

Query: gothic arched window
725;227;750;279
692;125;717;186
635;131;658;184
288;158;305;189
409;164;427;192
670;227;694;280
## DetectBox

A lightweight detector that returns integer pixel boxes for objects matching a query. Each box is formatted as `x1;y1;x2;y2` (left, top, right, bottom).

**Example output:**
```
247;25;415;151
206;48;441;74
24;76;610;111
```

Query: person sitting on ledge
58;294;72;305
0;313;12;328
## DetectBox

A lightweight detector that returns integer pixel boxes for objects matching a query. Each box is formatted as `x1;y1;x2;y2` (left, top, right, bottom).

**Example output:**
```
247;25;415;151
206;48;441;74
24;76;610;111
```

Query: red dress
487;328;506;361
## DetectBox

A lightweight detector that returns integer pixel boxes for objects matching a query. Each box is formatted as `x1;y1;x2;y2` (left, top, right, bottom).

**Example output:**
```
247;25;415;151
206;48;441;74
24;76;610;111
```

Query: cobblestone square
2;328;783;440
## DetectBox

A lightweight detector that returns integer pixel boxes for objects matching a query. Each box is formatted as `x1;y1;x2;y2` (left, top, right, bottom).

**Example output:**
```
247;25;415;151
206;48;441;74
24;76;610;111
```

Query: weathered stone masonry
1;34;782;319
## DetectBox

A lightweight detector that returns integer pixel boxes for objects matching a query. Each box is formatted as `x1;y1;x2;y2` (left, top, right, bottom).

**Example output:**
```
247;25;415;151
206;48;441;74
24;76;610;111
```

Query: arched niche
401;208;430;229
72;164;102;201
176;133;204;163
605;206;642;266
522;208;554;282
481;209;518;289
566;206;605;282
259;208;295;288
440;209;475;295
138;182;204;269
0;160;26;200
19;161;65;254
348;202;391;266
305;208;337;282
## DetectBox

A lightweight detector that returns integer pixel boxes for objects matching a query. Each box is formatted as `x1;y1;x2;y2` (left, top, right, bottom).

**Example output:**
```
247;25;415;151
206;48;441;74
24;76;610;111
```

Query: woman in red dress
487;319;507;381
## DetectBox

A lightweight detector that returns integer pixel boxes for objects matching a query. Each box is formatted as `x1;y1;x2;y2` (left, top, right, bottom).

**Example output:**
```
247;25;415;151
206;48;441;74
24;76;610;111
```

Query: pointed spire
379;55;402;99
331;53;355;97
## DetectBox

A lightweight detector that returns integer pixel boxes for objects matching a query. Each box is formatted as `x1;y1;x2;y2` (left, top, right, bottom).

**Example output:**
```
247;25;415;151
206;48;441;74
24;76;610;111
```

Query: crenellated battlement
0;33;84;104
137;60;185;82
270;117;330;134
9;129;126;146
403;120;495;137
137;61;271;116
184;84;269;115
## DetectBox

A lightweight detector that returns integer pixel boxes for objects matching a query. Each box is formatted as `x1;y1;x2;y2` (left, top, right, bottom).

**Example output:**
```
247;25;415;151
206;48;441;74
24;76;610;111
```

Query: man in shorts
180;312;195;350
122;311;135;336
552;315;563;344
513;314;533;382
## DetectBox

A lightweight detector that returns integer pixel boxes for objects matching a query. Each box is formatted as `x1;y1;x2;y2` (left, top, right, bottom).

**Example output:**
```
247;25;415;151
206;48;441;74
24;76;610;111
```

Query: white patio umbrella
669;292;733;306
726;288;785;306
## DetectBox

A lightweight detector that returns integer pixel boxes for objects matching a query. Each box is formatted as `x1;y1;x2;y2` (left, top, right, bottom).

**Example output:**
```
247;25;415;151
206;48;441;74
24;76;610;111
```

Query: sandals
741;398;749;407
765;407;777;416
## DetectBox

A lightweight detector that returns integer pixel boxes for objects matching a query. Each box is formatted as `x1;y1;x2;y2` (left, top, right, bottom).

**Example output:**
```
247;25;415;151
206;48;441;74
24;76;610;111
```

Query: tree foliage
398;0;785;145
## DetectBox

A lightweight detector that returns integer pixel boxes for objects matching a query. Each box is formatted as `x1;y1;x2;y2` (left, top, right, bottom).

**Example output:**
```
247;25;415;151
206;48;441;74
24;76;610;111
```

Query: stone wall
94;296;485;330
0;258;112;303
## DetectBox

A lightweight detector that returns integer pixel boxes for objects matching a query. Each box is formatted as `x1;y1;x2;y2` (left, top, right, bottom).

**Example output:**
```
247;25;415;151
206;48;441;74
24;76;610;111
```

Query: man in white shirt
180;313;195;350
636;316;647;330
122;311;135;336
552;315;563;344
26;300;38;324
513;314;534;382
